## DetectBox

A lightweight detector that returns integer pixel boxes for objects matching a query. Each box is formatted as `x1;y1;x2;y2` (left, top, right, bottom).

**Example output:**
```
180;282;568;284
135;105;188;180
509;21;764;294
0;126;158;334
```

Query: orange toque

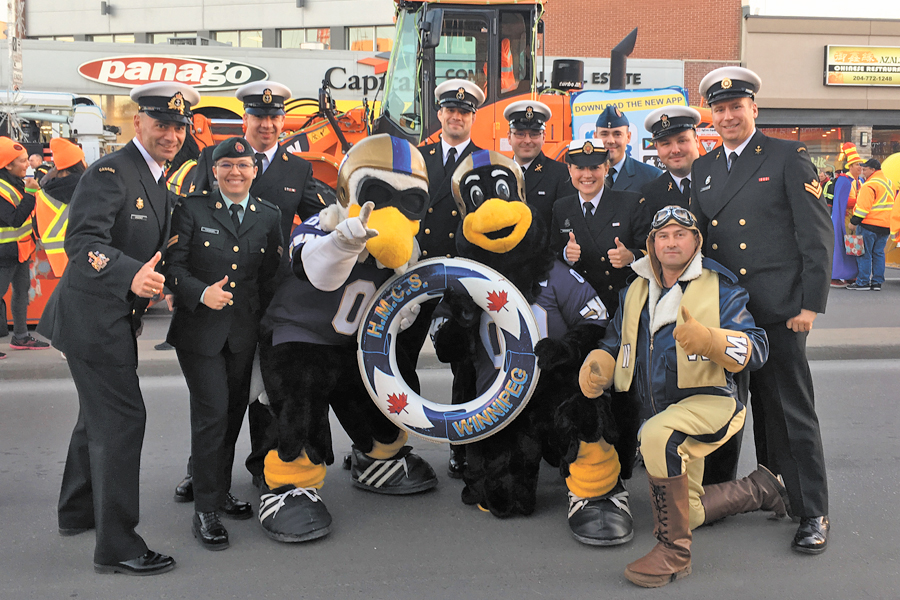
50;137;85;171
0;136;27;169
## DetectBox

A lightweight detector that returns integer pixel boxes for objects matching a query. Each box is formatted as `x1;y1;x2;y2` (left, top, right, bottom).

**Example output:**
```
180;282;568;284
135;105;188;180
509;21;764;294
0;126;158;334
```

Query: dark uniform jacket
690;130;833;325
164;189;282;357
523;151;574;230
38;141;172;365
418;139;481;259
635;171;692;242
193;144;323;247
610;155;663;193
550;188;643;314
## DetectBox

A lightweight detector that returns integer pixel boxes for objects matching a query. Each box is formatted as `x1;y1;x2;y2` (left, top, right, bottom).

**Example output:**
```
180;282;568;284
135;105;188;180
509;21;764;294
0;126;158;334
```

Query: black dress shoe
220;492;253;520
94;550;176;576
174;475;193;503
448;447;466;479
792;515;829;554
192;511;229;550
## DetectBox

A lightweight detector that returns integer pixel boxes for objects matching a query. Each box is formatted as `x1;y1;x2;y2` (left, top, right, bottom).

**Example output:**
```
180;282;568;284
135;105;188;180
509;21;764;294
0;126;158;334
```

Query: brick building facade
541;0;742;104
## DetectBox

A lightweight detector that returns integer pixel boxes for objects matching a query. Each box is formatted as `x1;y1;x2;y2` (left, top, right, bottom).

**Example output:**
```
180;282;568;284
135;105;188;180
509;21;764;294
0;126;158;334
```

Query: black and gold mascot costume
256;134;438;542
430;150;639;545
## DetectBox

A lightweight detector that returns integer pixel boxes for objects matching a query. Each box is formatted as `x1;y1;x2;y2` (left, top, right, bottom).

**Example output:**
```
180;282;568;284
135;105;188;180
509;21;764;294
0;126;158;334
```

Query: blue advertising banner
570;87;689;169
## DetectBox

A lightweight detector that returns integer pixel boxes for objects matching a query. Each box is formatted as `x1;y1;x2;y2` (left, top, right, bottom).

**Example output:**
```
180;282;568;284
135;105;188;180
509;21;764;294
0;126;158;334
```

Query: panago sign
78;55;268;91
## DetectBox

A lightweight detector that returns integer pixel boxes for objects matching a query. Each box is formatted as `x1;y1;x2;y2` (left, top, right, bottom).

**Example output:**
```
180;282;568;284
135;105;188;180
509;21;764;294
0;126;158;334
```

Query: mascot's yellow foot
349;445;437;495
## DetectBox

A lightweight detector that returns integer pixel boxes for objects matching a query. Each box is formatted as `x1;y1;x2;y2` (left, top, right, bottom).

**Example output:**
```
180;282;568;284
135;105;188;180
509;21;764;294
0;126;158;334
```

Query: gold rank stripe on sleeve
804;180;823;199
167;234;179;248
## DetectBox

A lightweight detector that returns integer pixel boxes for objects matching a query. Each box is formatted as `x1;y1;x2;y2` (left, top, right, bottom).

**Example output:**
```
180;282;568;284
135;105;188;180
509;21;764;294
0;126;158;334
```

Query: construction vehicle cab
375;0;549;150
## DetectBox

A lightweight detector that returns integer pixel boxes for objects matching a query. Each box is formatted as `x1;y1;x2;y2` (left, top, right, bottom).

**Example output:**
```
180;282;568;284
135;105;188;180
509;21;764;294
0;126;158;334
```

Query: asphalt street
1;359;899;599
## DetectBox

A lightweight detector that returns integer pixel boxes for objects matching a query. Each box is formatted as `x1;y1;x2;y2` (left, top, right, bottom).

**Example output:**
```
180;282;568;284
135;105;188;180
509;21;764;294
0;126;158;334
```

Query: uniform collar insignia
534;163;543;172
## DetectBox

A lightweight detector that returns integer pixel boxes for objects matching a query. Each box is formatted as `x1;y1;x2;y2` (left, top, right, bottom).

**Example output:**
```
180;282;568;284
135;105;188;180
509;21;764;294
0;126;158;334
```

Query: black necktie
158;173;168;191
445;147;457;174
606;166;616;189
255;153;266;180
230;204;242;231
583;201;594;219
682;178;691;198
728;151;738;173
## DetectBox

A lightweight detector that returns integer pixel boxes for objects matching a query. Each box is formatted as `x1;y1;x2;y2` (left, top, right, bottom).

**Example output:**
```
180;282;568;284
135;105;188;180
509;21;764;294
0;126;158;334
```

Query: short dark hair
862;158;881;170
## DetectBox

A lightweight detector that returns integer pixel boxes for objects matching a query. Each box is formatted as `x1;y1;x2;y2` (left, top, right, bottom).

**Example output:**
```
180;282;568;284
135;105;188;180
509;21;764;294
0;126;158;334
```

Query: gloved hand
333;201;378;252
397;303;420;332
579;349;615;398
673;306;751;373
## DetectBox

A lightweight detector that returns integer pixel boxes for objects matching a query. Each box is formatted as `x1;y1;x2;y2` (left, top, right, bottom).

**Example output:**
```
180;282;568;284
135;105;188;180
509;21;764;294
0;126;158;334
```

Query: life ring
358;257;541;444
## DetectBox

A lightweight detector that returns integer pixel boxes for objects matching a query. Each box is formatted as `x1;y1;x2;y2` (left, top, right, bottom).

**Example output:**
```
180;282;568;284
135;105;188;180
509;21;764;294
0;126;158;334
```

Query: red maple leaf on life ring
387;392;409;415
486;290;509;312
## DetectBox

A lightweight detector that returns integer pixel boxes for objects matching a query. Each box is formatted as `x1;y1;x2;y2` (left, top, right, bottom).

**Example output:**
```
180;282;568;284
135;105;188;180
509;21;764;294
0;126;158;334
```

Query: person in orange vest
0;136;50;354
34;138;87;279
846;158;894;291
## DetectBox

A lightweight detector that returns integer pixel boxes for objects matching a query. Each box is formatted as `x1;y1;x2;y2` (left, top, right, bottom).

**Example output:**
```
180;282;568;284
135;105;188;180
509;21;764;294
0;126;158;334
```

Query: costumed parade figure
430;149;639;546
830;142;863;283
255;134;437;542
580;206;788;588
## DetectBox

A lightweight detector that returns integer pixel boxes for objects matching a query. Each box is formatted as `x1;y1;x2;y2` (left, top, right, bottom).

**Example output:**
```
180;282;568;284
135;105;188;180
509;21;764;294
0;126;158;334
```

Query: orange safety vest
34;188;69;277
0;179;36;263
500;38;517;93
853;170;894;229
167;159;197;197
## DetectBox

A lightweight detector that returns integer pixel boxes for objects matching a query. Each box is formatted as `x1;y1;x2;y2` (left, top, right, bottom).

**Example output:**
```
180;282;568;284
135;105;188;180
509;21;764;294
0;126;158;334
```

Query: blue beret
595;105;629;129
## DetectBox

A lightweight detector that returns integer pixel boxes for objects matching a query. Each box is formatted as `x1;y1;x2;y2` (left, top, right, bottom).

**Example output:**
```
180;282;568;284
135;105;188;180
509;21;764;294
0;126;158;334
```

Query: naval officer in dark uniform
503;100;573;229
635;106;701;241
396;78;484;477
690;66;833;554
175;81;323;498
550;139;643;317
38;82;200;576
166;137;282;550
594;105;661;193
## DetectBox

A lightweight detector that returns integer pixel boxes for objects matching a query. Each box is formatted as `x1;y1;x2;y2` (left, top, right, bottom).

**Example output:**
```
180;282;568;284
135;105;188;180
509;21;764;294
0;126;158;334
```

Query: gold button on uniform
261;248;265;253
740;243;747;249
233;245;239;252
608;285;614;290
601;257;606;262
712;243;718;250
230;282;236;288
232;264;238;270
204;241;210;247
712;220;718;226
449;233;454;238
739;219;746;226
428;208;433;213
422;250;428;257
228;300;234;306
446;254;451;258
424;229;431;234
452;210;458;217
740;268;747;275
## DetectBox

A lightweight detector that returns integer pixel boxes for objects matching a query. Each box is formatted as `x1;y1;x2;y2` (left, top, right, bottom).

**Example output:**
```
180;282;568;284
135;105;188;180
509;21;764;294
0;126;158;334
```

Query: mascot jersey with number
256;134;438;543
430;149;639;546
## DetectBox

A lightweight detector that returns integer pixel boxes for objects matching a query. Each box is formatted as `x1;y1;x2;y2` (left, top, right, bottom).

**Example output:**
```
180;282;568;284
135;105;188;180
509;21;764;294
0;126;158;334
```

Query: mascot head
330;134;429;270
451;150;552;304
451;150;532;254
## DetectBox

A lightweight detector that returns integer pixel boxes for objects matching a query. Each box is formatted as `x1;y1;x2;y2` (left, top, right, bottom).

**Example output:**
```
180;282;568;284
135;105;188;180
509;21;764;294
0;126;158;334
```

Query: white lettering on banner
78;55;268;91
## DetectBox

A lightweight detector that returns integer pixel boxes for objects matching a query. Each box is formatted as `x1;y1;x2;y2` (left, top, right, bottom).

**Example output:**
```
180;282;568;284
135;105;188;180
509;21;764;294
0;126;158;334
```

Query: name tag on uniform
201;227;219;234
612;222;620;227
559;228;573;234
130;214;147;221
700;185;711;192
537;191;546;196
284;187;296;193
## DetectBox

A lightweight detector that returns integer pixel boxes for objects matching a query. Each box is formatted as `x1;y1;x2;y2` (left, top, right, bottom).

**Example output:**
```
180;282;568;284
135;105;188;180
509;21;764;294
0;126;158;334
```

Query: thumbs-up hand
607;237;634;268
565;231;581;263
334;201;379;253
673;306;712;356
130;251;166;298
579;349;615;398
202;275;234;310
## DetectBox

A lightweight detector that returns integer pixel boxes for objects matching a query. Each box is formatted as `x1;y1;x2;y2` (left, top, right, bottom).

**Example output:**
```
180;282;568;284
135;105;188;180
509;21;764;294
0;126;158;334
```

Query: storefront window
872;128;900;163
348;26;393;52
760;127;851;172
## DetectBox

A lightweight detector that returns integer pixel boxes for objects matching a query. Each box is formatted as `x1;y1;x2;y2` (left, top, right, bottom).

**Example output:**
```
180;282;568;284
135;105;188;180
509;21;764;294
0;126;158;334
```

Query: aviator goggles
651;205;697;231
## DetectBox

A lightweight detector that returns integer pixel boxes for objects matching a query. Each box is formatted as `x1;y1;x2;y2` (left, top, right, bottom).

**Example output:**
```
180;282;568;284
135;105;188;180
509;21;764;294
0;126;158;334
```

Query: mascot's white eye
470;186;485;206
495;179;510;200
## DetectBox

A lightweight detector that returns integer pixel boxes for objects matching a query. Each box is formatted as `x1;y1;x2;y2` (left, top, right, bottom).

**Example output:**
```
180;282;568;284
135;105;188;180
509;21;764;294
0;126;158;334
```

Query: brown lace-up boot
624;473;692;588
701;464;790;525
